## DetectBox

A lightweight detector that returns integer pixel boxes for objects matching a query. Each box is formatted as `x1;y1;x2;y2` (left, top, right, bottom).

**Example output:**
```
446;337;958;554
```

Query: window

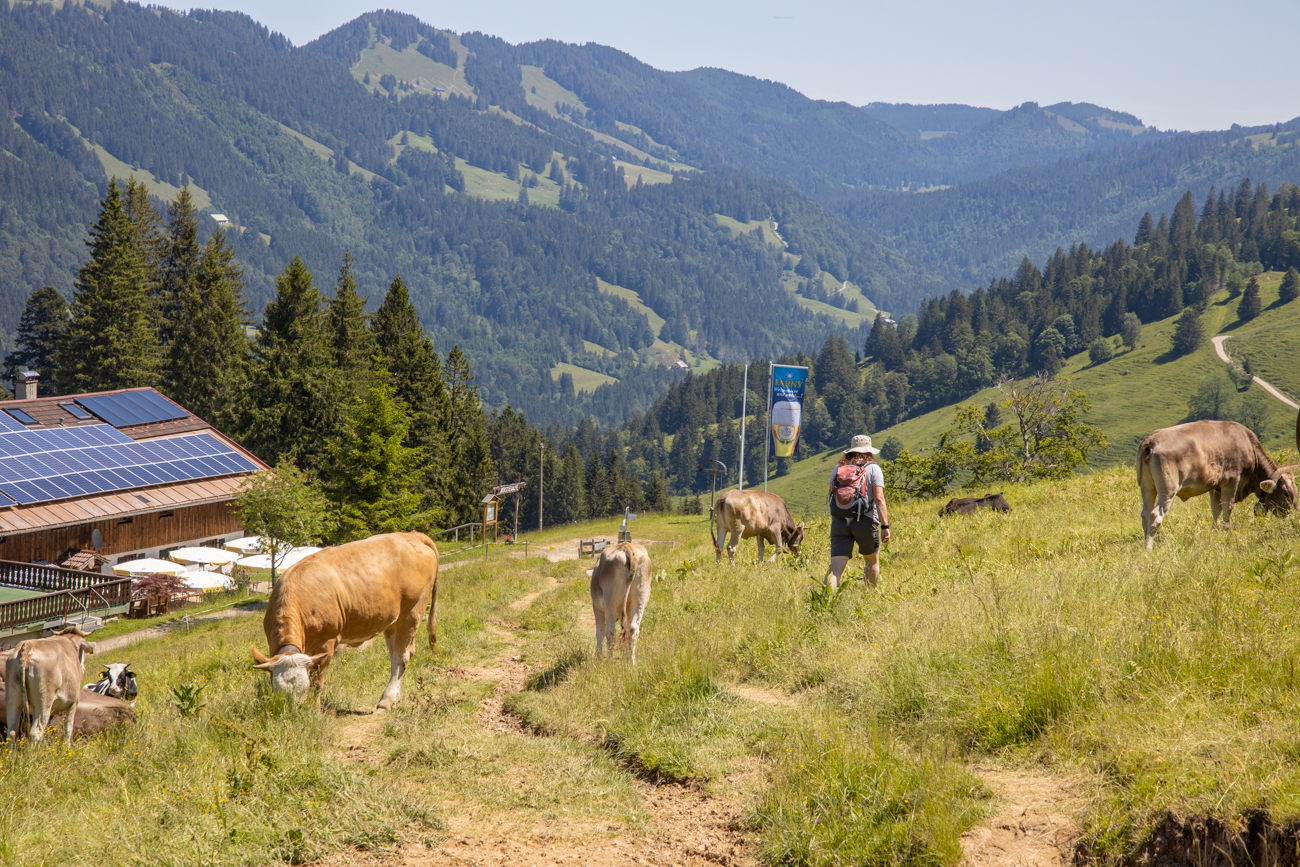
60;403;94;420
5;408;37;425
116;553;145;565
160;511;174;519
116;516;133;526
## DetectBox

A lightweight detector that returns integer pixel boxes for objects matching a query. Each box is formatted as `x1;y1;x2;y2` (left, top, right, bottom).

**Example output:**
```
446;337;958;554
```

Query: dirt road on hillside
1212;335;1299;410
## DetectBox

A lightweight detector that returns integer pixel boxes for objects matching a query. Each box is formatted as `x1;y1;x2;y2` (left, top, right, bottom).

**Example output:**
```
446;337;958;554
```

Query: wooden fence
0;578;133;636
0;558;105;593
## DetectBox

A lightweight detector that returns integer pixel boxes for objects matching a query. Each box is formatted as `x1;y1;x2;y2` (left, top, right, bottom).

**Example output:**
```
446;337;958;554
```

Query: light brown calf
590;542;652;664
5;626;95;745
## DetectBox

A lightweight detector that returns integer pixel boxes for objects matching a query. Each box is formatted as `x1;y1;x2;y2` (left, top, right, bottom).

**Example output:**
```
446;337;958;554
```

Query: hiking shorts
830;514;880;559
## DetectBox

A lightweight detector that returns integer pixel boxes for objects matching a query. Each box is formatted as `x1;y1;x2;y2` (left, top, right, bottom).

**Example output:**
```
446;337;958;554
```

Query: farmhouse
0;375;267;570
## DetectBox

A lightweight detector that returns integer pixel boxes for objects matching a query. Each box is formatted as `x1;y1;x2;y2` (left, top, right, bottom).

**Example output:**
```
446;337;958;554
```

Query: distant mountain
861;102;1003;138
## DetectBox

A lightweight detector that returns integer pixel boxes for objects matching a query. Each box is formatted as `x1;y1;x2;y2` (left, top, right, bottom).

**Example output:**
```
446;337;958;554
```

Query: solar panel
0;413;26;433
60;403;94;420
6;408;38;425
75;390;188;428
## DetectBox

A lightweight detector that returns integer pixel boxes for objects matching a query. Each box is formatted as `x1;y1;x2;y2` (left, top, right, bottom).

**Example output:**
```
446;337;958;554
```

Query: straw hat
844;434;880;456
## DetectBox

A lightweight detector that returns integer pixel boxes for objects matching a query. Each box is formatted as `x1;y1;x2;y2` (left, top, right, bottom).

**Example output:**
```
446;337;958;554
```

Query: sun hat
844;434;880;456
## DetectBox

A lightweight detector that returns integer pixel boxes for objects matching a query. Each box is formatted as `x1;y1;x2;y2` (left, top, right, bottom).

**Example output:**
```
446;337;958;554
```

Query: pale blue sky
206;0;1300;131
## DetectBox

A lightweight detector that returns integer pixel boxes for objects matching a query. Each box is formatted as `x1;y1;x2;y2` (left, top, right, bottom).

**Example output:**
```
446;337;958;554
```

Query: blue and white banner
769;365;808;458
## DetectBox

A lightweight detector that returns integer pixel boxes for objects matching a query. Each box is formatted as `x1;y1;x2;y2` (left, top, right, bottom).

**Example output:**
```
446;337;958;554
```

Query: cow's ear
309;652;329;665
251;645;271;665
1261;480;1278;493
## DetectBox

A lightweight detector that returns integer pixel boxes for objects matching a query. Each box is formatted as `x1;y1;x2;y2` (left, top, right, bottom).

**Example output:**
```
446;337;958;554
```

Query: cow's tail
426;570;439;656
16;644;32;736
709;498;721;555
1136;439;1155;483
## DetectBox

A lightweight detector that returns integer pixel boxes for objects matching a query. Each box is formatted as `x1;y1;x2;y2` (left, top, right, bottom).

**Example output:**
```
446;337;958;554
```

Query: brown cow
940;493;1012;516
1137;418;1298;549
5;626;95;745
711;489;805;565
590;541;653;664
250;532;439;710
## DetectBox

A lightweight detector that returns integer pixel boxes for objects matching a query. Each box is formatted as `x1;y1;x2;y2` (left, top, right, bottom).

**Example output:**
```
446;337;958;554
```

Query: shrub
1279;267;1299;304
1119;312;1142;350
879;435;904;462
1186;370;1241;421
1088;336;1114;365
1238;276;1262;322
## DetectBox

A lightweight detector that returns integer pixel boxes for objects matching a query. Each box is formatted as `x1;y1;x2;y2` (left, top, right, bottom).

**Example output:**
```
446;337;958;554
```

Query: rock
0;685;138;740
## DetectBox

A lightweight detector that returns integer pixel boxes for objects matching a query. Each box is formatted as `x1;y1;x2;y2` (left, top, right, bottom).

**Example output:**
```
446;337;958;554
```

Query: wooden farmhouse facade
0;379;267;570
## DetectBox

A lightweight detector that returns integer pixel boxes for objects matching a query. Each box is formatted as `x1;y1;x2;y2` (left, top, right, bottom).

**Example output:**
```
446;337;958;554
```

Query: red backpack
830;463;876;520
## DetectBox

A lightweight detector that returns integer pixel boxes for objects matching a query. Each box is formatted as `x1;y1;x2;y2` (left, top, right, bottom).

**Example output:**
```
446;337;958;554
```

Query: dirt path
92;601;266;654
331;573;756;867
960;767;1092;867
1211;335;1299;409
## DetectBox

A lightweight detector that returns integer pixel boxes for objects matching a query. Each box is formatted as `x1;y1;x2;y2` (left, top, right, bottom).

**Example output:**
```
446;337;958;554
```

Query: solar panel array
0;426;259;507
75;391;189;428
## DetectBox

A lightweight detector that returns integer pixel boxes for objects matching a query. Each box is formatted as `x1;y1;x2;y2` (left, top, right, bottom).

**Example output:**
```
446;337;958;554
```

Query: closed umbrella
224;536;267;555
168;547;238;567
234;546;322;579
111;558;186;577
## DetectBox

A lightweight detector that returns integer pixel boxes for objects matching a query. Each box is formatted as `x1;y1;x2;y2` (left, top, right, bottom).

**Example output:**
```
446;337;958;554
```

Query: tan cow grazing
711;489;805;565
590;542;652;664
250;532;439;710
5;626;94;745
1137;418;1299;549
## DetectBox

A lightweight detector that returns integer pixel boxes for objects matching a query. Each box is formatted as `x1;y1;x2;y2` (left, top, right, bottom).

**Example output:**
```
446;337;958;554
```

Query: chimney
15;369;38;401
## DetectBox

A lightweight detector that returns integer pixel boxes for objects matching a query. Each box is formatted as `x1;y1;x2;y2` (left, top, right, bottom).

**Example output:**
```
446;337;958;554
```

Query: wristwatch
880;523;889;529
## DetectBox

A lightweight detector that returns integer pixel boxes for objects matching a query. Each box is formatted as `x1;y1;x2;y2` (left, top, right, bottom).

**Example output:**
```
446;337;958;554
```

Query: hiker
826;434;891;589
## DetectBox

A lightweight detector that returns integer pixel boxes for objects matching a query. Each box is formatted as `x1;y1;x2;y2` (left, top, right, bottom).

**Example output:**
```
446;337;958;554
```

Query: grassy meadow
5;472;1300;864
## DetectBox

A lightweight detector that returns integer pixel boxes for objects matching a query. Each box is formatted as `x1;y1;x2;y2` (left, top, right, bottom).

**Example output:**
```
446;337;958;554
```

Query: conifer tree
328;365;428;540
242;256;332;469
156;186;201;348
57;179;162;393
374;274;451;513
1171;308;1205;356
1239;276;1262;322
645;471;670;513
3;287;70;394
552;442;586;524
166;230;250;428
444;344;495;523
327;251;373;381
1279;268;1299;305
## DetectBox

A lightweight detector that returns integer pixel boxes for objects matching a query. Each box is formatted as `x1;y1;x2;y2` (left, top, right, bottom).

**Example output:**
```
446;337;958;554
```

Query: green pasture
549;361;618;393
1222;270;1300;401
7;480;1299;864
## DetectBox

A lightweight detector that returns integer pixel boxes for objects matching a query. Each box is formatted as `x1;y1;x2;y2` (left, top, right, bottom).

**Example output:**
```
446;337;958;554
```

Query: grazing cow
1137;418;1299;549
250;532;439;710
85;663;138;702
5;626;94;745
590;541;653;664
711;490;805;565
940;493;1012;516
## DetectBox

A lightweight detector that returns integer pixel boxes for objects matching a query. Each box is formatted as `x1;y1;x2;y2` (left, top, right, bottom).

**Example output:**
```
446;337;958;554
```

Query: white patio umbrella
111;558;186;577
234;546;322;578
180;570;235;592
168;547;239;567
224;536;267;555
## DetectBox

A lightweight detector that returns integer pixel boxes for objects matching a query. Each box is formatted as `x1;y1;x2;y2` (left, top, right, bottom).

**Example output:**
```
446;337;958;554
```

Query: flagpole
764;361;773;491
738;363;747;490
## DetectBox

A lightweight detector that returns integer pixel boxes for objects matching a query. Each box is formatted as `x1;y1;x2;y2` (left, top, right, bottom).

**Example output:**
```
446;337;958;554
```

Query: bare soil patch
960;766;1093;867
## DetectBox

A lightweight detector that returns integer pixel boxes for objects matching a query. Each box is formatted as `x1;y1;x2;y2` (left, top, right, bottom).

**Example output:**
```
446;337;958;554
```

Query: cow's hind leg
377;616;419;711
62;703;76;746
1142;456;1176;549
591;582;607;657
1209;487;1223;527
726;526;739;566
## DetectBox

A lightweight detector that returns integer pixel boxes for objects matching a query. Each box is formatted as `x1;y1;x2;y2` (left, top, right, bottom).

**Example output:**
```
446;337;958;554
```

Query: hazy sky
197;0;1300;131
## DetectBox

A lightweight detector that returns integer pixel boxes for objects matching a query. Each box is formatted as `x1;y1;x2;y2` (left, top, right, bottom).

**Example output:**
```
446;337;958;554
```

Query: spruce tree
373;274;451;514
327;251;373;380
552;442;586;524
166;230;251;428
58;179;162;393
1171;308;1205;356
1279;268;1299;304
1239;276;1262;322
3;287;70;394
328;365;428;540
243;256;332;469
645;471;670;513
444;345;495;524
156;186;201;349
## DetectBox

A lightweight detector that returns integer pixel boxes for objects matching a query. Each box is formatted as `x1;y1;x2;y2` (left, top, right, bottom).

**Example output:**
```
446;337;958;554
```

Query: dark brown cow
1137;418;1299;549
711;490;805;564
939;493;1012;516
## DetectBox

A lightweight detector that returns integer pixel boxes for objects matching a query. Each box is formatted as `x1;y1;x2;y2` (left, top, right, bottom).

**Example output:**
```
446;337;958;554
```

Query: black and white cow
85;663;138;702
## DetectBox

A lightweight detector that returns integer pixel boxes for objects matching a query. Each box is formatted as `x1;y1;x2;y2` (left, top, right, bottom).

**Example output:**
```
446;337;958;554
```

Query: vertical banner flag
769;365;808;458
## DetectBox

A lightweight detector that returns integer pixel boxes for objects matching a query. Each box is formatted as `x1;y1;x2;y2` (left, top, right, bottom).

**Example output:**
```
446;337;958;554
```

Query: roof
0;387;267;525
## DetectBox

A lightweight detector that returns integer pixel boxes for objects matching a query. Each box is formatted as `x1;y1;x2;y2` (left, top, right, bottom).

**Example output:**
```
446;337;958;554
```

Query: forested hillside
0;2;940;428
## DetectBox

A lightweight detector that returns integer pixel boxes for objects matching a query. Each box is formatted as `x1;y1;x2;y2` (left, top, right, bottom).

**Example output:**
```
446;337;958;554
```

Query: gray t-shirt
830;462;884;491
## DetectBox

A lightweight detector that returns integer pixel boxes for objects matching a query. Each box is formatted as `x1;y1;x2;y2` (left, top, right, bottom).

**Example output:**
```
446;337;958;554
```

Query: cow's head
251;646;327;696
98;663;138;700
783;523;805;554
1258;471;1298;515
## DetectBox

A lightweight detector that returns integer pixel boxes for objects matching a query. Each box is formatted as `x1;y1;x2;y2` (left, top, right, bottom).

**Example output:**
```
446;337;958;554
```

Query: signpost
618;507;637;542
492;480;527;542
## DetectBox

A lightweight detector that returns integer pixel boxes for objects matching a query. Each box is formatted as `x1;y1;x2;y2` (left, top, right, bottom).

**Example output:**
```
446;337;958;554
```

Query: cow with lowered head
251;532;439;710
1137;417;1299;549
940;493;1012;516
711;489;805;565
